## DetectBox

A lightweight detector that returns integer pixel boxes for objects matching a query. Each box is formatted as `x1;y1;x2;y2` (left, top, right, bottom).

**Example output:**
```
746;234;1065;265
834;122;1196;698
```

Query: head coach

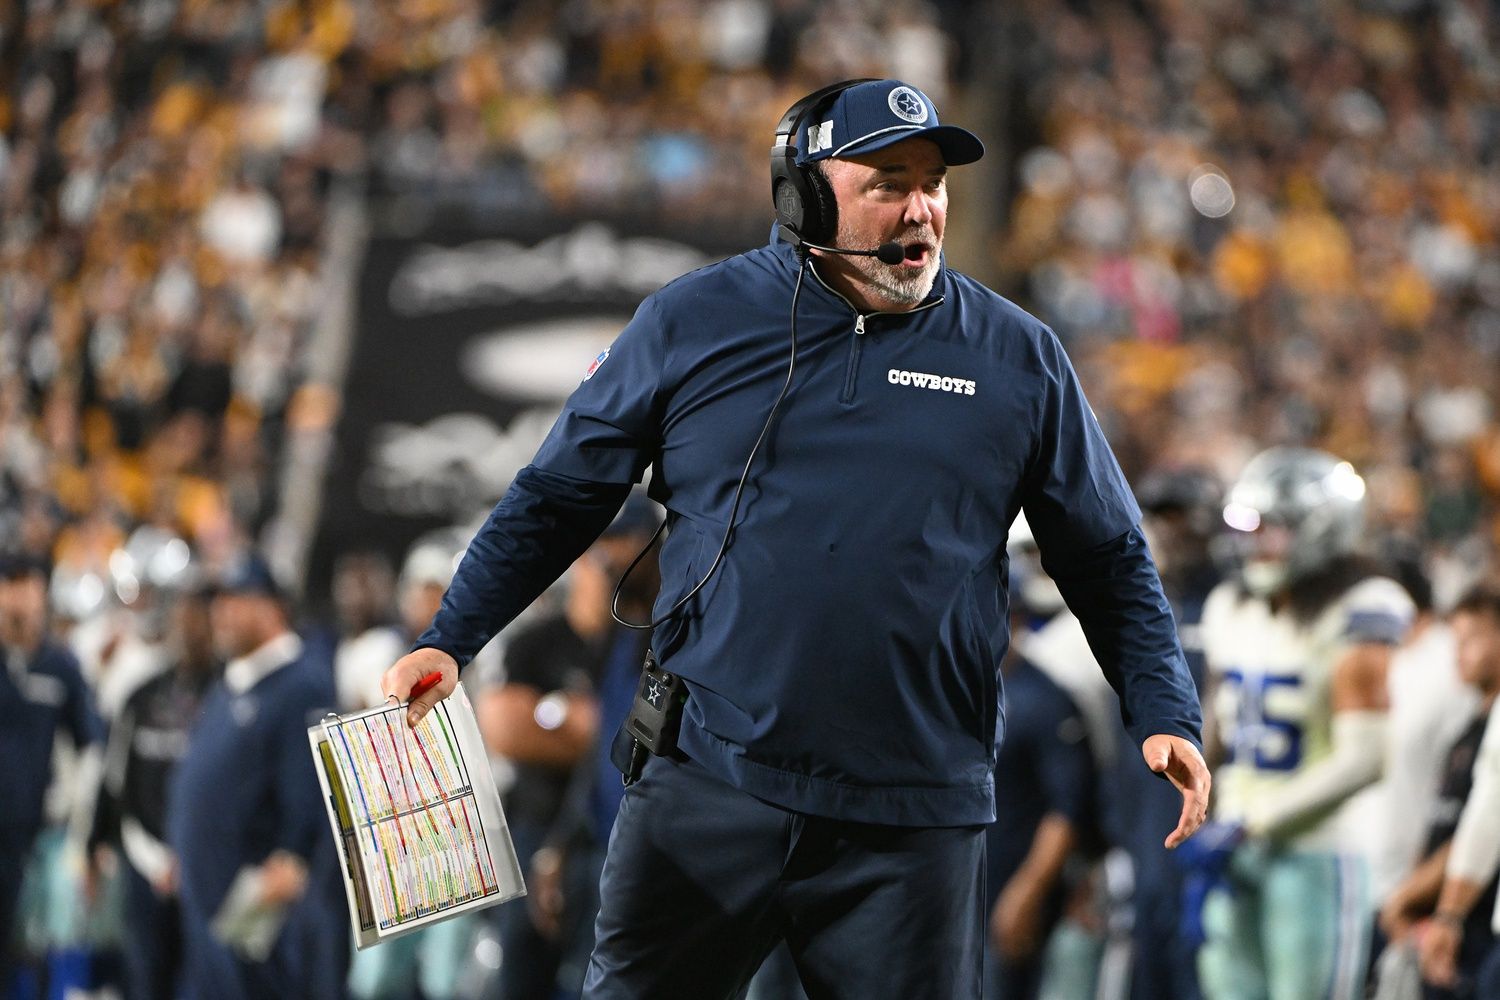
382;79;1209;999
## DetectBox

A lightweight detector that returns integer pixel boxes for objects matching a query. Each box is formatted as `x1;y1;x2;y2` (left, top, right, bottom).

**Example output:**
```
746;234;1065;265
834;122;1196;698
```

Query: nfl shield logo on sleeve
583;347;610;382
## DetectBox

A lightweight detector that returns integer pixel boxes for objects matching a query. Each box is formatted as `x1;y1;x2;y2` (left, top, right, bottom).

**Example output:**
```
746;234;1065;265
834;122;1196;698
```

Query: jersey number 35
1219;668;1304;772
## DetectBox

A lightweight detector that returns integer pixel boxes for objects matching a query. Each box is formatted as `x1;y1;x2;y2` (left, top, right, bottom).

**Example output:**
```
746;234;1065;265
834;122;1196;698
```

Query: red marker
408;671;445;704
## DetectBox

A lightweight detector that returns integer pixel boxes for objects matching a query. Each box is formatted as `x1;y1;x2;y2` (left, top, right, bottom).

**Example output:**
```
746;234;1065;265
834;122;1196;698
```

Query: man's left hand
1142;734;1211;849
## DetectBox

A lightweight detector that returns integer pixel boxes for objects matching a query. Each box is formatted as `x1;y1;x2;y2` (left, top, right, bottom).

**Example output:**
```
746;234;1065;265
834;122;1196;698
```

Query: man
0;553;104;991
1374;564;1477;900
167;553;341;1000
1194;447;1412;1000
1417;584;1500;996
383;79;1207;999
91;581;218;1000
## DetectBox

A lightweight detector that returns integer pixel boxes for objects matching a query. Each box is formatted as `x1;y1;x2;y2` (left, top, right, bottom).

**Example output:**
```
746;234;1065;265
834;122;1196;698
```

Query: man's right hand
382;647;460;728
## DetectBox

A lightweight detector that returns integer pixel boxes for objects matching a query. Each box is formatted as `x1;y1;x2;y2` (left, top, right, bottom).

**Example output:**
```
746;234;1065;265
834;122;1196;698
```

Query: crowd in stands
994;0;1500;602
1;0;980;608
5;0;1500;999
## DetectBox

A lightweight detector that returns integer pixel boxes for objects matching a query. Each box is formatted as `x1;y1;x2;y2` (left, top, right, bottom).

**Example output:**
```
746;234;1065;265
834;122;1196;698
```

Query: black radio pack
611;648;688;784
626;649;686;754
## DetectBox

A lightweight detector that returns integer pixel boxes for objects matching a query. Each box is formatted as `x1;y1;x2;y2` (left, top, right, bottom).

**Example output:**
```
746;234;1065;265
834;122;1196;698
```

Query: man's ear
805;159;839;244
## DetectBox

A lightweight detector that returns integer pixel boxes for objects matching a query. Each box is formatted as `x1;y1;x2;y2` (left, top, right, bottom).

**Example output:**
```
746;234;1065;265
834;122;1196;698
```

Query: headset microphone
783;234;907;266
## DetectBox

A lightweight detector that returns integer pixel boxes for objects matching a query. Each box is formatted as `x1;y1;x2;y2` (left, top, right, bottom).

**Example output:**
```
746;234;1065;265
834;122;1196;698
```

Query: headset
770;79;906;263
770;79;876;250
610;80;891;632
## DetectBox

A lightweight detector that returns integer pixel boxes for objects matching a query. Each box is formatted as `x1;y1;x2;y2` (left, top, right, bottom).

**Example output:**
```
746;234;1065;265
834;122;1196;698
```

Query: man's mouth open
897;242;932;268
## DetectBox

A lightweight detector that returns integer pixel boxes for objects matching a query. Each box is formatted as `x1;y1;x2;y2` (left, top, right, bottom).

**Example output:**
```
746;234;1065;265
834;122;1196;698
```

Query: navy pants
582;753;985;1000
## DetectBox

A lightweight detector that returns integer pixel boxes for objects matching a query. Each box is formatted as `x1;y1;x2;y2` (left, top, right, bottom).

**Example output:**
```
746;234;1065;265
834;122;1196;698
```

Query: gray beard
833;227;942;306
852;254;940;306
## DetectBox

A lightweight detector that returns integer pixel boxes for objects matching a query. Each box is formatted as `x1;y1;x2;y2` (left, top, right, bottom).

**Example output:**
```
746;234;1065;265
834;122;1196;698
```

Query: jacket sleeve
1021;329;1140;555
414;468;630;668
1042;527;1204;752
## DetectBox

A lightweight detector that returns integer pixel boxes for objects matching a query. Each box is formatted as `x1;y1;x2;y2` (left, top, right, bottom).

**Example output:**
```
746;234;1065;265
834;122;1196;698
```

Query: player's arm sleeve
1445;698;1500;887
1241;707;1387;838
414;299;668;668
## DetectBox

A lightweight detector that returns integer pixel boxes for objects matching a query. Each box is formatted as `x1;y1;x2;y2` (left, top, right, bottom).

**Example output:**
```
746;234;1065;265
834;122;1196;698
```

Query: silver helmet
1222;447;1367;595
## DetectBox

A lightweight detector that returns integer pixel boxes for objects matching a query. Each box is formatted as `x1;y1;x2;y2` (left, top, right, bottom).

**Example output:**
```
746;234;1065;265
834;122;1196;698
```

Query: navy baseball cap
795;79;984;166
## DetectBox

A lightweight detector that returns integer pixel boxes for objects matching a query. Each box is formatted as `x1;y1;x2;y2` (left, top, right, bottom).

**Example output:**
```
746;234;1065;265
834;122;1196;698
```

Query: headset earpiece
770;79;877;249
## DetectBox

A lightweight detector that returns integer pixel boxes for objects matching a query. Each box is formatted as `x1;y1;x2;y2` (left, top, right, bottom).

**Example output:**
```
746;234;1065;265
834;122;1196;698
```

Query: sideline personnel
169;554;341;1000
383;79;1208;999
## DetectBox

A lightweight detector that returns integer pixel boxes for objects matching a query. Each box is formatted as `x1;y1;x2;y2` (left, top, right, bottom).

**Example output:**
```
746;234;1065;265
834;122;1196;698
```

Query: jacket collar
224;631;302;695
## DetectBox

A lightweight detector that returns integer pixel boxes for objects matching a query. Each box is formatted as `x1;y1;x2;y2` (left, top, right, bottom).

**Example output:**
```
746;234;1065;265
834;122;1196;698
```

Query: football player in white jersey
1192;447;1414;1000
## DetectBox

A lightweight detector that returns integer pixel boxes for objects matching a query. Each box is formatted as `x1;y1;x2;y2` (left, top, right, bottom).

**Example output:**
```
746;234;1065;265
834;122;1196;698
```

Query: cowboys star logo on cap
887;87;929;124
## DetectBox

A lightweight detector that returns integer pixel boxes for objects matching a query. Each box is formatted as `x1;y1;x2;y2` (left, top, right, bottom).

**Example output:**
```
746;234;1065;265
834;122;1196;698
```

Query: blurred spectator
1381;582;1500;999
1370;563;1476;918
997;0;1500;590
983;598;1100;1000
0;553;104;993
1418;583;1500;997
89;582;218;1000
166;553;342;1000
1115;465;1222;1000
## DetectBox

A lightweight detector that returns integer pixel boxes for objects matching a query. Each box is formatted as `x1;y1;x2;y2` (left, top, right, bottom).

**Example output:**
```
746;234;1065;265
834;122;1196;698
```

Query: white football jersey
1202;575;1414;849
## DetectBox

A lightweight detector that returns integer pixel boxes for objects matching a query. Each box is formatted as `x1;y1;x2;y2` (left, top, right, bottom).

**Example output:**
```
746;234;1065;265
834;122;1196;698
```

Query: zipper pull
855;315;866;335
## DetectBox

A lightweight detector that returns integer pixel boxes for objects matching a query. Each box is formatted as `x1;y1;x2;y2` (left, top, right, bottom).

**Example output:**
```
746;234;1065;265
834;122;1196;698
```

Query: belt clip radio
627;649;686;754
614;649;687;784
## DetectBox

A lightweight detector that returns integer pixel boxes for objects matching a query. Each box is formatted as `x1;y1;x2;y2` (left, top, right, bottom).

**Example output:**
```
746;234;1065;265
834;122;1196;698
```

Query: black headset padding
771;79;878;247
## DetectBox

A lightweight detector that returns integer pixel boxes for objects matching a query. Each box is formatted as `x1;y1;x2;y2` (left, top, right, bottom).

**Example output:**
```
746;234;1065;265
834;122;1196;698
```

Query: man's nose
903;191;935;227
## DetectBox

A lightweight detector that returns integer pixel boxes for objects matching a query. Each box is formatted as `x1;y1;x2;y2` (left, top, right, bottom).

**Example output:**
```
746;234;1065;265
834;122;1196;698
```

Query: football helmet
1221;447;1366;596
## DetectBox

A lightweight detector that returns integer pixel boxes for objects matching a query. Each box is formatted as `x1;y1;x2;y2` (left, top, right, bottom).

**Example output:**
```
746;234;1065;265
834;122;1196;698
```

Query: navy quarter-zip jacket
416;233;1202;827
